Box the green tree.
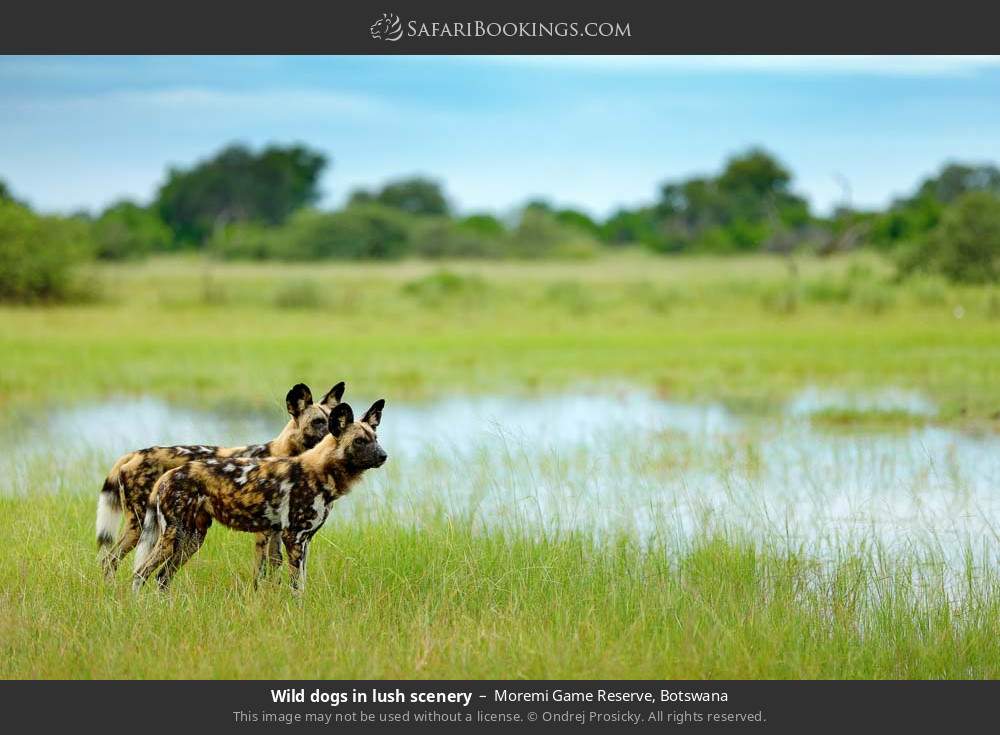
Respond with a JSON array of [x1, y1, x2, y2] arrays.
[[601, 207, 668, 249], [869, 162, 1000, 251], [206, 222, 274, 260], [458, 213, 506, 237], [718, 148, 793, 200], [92, 201, 172, 260], [155, 143, 327, 246], [350, 177, 449, 216], [898, 191, 1000, 283], [915, 163, 1000, 204], [651, 149, 810, 253], [274, 205, 412, 260], [508, 206, 599, 258], [553, 208, 601, 238], [0, 200, 92, 302], [868, 195, 943, 249], [410, 216, 504, 258], [0, 179, 25, 206]]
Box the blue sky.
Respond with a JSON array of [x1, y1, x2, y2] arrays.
[[2, 55, 1000, 218]]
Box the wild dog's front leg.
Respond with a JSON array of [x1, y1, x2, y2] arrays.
[[281, 530, 310, 595], [253, 531, 283, 587], [267, 531, 283, 569]]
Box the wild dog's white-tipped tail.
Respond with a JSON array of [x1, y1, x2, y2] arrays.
[[96, 477, 123, 551], [132, 506, 162, 574]]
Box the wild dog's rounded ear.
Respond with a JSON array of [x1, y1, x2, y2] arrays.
[[320, 381, 346, 407], [285, 383, 314, 418], [328, 403, 354, 437], [362, 399, 385, 429]]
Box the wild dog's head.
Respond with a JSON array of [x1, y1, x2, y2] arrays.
[[285, 382, 346, 450], [327, 399, 388, 471]]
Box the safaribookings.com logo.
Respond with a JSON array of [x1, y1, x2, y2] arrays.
[[370, 13, 631, 41], [370, 13, 404, 41]]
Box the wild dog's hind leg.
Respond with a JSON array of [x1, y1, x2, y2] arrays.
[[155, 528, 206, 590], [101, 511, 141, 578], [155, 510, 211, 590], [281, 530, 310, 595], [132, 527, 178, 592]]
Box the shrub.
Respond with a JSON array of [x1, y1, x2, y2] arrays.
[[904, 274, 949, 306], [760, 282, 800, 314], [988, 291, 1000, 320], [632, 281, 682, 313], [401, 270, 488, 306], [802, 275, 851, 304], [207, 222, 274, 260], [278, 205, 412, 260], [272, 280, 325, 309], [507, 208, 599, 258], [410, 217, 504, 258], [92, 201, 172, 260], [601, 207, 665, 249], [850, 281, 896, 314], [458, 213, 506, 238], [209, 204, 413, 261], [0, 200, 92, 303], [350, 177, 450, 216], [544, 280, 595, 313], [897, 191, 1000, 283]]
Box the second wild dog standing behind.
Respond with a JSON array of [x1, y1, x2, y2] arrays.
[[96, 381, 345, 581], [133, 399, 387, 594]]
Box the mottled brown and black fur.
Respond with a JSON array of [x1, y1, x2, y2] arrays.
[[132, 400, 386, 594], [97, 382, 345, 580]]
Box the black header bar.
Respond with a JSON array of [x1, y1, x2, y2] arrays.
[[1, 0, 998, 54]]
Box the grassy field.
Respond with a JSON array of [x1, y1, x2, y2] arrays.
[[2, 253, 1000, 679], [2, 493, 998, 679], [0, 253, 998, 423]]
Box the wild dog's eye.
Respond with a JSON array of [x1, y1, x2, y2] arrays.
[[311, 418, 326, 427], [353, 437, 367, 446]]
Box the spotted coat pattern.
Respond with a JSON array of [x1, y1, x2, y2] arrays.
[[97, 382, 344, 579], [132, 400, 386, 594]]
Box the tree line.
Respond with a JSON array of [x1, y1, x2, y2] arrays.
[[1, 142, 999, 301]]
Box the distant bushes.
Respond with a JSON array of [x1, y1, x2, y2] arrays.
[[210, 205, 411, 260], [762, 262, 899, 316], [896, 191, 1000, 284], [276, 205, 411, 260], [407, 217, 501, 258], [0, 200, 92, 303], [4, 143, 1000, 283], [506, 207, 599, 258], [92, 201, 172, 260], [208, 202, 598, 261], [401, 270, 488, 306]]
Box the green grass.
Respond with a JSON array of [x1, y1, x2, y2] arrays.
[[3, 253, 1000, 679], [0, 253, 998, 425], [2, 493, 998, 679], [808, 408, 930, 430]]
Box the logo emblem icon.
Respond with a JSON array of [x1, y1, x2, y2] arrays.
[[370, 12, 403, 41]]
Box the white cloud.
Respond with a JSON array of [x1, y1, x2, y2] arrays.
[[6, 86, 389, 120], [479, 55, 1000, 77]]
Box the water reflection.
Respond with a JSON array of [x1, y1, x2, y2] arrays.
[[1, 388, 997, 570]]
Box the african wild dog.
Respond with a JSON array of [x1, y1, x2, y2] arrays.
[[132, 399, 386, 594], [96, 381, 345, 581]]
